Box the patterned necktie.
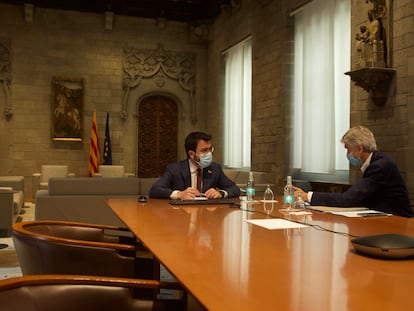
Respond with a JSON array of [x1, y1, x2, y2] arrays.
[[196, 168, 202, 192]]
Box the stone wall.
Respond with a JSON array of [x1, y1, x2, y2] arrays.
[[1, 0, 413, 200], [0, 3, 208, 198], [208, 0, 414, 197], [207, 0, 294, 191], [348, 0, 414, 196]]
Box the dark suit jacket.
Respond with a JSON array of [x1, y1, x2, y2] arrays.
[[311, 151, 413, 217], [149, 160, 240, 199]]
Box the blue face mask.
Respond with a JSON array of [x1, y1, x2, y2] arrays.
[[347, 153, 362, 167], [198, 152, 213, 168]]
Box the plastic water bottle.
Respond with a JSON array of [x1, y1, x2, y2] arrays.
[[283, 175, 294, 210], [295, 192, 305, 209], [246, 172, 255, 201]]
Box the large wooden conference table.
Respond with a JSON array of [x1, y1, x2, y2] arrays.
[[106, 198, 414, 311]]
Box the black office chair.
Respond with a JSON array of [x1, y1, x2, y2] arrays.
[[0, 274, 182, 311]]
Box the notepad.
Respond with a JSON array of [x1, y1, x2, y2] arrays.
[[329, 210, 391, 218], [307, 205, 368, 213], [307, 205, 391, 218]]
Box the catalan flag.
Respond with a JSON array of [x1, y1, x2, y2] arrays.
[[88, 111, 100, 176], [103, 112, 112, 165]]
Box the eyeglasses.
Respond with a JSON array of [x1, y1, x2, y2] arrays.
[[198, 146, 214, 154]]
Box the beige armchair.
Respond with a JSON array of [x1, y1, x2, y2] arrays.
[[95, 165, 134, 177], [32, 165, 74, 197]]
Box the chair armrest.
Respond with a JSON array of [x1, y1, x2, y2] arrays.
[[0, 274, 183, 291], [13, 220, 137, 251], [67, 173, 76, 177], [0, 187, 13, 193], [32, 173, 41, 177]]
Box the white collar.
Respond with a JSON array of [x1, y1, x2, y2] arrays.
[[188, 159, 201, 174], [360, 152, 373, 174]]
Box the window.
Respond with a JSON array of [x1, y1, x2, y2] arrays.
[[223, 37, 252, 168], [292, 0, 350, 180]]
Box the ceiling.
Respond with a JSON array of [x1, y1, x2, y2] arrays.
[[0, 0, 232, 23]]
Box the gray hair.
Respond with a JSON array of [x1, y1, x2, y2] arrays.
[[340, 126, 377, 152]]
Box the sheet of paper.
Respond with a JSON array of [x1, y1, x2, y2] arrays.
[[289, 210, 313, 216], [245, 218, 309, 230]]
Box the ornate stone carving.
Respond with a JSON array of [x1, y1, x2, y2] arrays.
[[0, 38, 12, 120], [122, 44, 196, 122]]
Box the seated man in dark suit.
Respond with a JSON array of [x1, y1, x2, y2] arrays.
[[150, 131, 240, 200], [294, 126, 413, 217]]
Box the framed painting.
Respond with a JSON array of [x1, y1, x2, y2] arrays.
[[51, 77, 83, 141]]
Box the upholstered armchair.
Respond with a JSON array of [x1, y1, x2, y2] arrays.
[[12, 220, 185, 304], [0, 274, 184, 311], [32, 165, 74, 197], [0, 176, 25, 236], [12, 220, 147, 278], [94, 165, 134, 177]]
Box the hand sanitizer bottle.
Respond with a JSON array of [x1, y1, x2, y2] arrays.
[[263, 184, 274, 215], [295, 192, 305, 209], [263, 184, 274, 201]]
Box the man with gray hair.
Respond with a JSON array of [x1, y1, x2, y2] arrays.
[[295, 126, 413, 217]]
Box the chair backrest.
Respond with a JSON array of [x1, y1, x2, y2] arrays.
[[12, 220, 136, 278], [0, 274, 179, 311], [40, 165, 69, 183], [0, 187, 14, 231], [139, 178, 159, 195], [98, 165, 125, 177]]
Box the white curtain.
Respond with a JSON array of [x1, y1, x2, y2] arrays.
[[223, 38, 252, 168], [292, 0, 350, 173]]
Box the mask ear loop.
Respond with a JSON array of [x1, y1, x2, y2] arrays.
[[189, 150, 201, 167]]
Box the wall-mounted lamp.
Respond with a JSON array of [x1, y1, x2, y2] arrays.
[[104, 11, 114, 30], [24, 3, 34, 24], [156, 17, 166, 29]]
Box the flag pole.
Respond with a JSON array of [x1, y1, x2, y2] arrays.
[[103, 112, 112, 165], [88, 111, 100, 176]]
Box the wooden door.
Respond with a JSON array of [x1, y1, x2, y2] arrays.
[[138, 96, 178, 177]]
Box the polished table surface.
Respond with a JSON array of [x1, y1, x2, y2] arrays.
[[106, 198, 414, 311]]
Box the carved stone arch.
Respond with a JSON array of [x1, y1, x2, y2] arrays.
[[122, 44, 196, 123]]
